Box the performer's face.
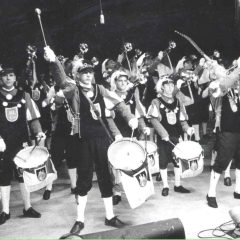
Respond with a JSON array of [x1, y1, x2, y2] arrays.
[[184, 61, 193, 70], [162, 82, 174, 96], [1, 72, 16, 89], [77, 69, 94, 85], [116, 76, 128, 91]]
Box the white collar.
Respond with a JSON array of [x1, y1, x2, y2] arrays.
[[2, 87, 15, 92]]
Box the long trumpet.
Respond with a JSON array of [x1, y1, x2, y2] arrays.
[[175, 30, 211, 61], [226, 63, 238, 75]]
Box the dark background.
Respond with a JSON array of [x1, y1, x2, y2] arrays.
[[0, 0, 239, 74]]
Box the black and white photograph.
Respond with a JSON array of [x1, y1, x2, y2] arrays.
[[1, 0, 240, 238]]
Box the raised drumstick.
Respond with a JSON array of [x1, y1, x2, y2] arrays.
[[35, 8, 47, 46]]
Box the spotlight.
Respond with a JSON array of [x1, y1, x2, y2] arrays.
[[229, 206, 240, 236]]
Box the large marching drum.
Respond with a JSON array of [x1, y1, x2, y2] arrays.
[[108, 138, 155, 209], [172, 141, 204, 178], [14, 146, 57, 192]]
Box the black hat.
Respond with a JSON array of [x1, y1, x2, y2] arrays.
[[77, 60, 93, 73]]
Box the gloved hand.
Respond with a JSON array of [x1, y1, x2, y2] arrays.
[[237, 57, 240, 68], [115, 134, 123, 141], [187, 127, 195, 136], [0, 139, 6, 152], [158, 51, 164, 61], [44, 46, 56, 62], [128, 118, 138, 130], [177, 79, 185, 89], [162, 136, 169, 141], [143, 127, 150, 135], [199, 58, 206, 67], [36, 132, 46, 142]]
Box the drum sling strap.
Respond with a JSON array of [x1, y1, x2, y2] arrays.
[[120, 158, 149, 179], [81, 89, 114, 143]]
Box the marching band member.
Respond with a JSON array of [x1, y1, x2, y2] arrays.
[[147, 75, 194, 197], [0, 65, 45, 225], [44, 47, 138, 234], [110, 70, 150, 205], [201, 57, 240, 208]]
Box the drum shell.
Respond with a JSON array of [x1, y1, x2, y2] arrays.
[[138, 141, 159, 175], [172, 141, 204, 178]]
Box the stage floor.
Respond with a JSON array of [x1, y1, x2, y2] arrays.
[[0, 134, 239, 239]]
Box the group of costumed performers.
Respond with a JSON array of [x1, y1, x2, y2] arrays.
[[1, 28, 240, 236]]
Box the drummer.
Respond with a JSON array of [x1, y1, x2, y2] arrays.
[[147, 75, 194, 197], [0, 65, 46, 225], [110, 70, 150, 205], [44, 47, 138, 235]]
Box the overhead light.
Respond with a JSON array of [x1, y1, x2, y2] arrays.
[[100, 0, 105, 24]]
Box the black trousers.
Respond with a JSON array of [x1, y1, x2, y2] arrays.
[[158, 137, 179, 170], [0, 138, 23, 186], [213, 132, 240, 174], [50, 135, 77, 170], [75, 137, 113, 198]]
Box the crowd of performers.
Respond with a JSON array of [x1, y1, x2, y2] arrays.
[[0, 38, 240, 235]]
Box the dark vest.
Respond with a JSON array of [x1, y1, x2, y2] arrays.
[[79, 84, 109, 139], [221, 92, 240, 133], [115, 90, 136, 137], [158, 97, 182, 138], [0, 89, 29, 145]]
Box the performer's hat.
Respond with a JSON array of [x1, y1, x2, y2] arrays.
[[155, 75, 174, 93], [77, 60, 93, 73], [0, 63, 15, 76], [72, 59, 93, 80]]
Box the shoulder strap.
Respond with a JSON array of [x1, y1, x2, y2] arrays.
[[81, 88, 114, 143]]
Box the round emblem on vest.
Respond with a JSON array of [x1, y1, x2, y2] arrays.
[[6, 94, 13, 100], [17, 104, 21, 108], [21, 99, 26, 104], [87, 91, 94, 98], [2, 102, 8, 107]]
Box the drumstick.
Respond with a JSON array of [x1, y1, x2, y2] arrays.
[[168, 140, 184, 154], [35, 8, 47, 46], [127, 129, 134, 155]]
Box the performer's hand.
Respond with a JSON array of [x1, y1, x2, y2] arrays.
[[199, 58, 206, 67], [158, 51, 164, 61], [44, 46, 56, 62], [115, 134, 123, 141], [143, 127, 150, 136], [162, 136, 169, 141], [187, 127, 195, 136], [177, 79, 185, 89], [128, 118, 138, 130], [36, 132, 46, 141], [237, 57, 240, 68], [0, 139, 6, 152]]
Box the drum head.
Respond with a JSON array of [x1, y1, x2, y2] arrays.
[[14, 146, 49, 169], [173, 141, 202, 159], [108, 138, 146, 170], [138, 141, 157, 154]]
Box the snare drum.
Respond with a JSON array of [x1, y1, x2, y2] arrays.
[[172, 141, 204, 178], [108, 138, 154, 209], [138, 140, 159, 175], [14, 146, 57, 192]]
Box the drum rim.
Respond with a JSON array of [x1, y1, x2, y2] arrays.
[[138, 140, 157, 152], [14, 146, 49, 169], [108, 137, 147, 169]]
